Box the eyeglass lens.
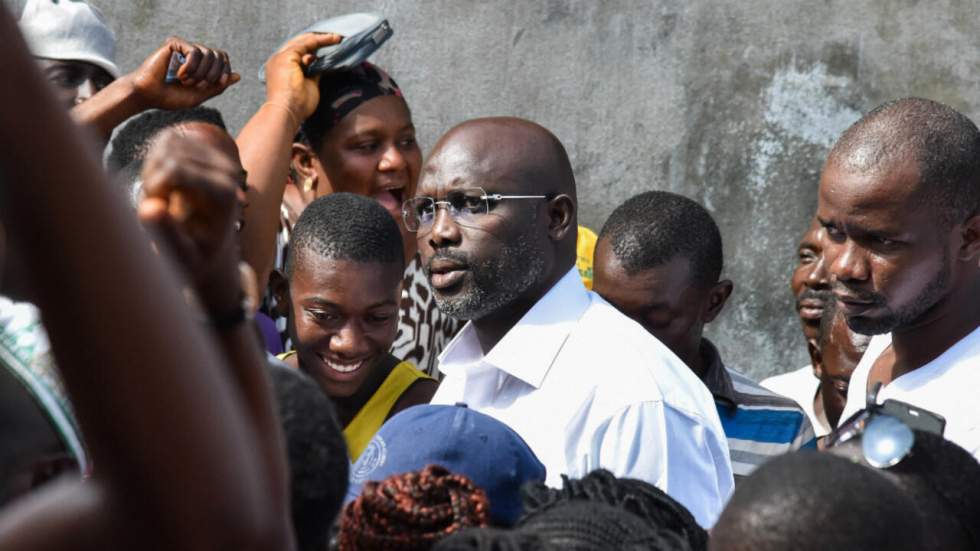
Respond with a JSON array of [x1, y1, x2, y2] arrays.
[[403, 188, 490, 232]]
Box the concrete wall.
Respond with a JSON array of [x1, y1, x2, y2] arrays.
[[11, 0, 980, 380]]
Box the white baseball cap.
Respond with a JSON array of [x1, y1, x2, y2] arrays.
[[19, 0, 121, 79]]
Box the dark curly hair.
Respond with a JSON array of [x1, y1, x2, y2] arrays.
[[338, 464, 491, 550]]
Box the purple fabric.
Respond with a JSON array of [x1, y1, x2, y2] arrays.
[[256, 312, 283, 356]]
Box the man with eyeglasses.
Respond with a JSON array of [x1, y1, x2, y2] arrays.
[[405, 117, 733, 528], [819, 98, 980, 460]]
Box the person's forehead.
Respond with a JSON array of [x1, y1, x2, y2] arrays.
[[291, 257, 402, 301], [36, 58, 110, 78], [178, 122, 243, 169], [596, 242, 695, 302], [419, 126, 536, 194], [817, 158, 921, 217]]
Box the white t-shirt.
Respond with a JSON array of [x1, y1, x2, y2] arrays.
[[840, 326, 980, 459], [761, 365, 831, 437]]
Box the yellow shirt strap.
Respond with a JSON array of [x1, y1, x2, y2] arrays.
[[344, 361, 433, 461]]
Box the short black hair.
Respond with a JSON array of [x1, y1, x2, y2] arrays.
[[829, 97, 980, 227], [520, 469, 705, 551], [285, 193, 405, 279], [712, 452, 925, 551], [598, 191, 723, 287], [268, 362, 348, 551], [107, 106, 227, 173], [885, 431, 980, 550]]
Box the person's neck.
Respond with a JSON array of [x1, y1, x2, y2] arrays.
[[887, 277, 980, 380], [471, 265, 572, 355], [331, 354, 399, 427], [688, 341, 710, 381]]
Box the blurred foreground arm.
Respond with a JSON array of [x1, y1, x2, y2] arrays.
[[138, 128, 291, 528], [0, 6, 287, 551]]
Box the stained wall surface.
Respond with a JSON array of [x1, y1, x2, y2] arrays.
[[10, 0, 980, 380]]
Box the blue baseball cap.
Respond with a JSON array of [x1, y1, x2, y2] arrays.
[[346, 403, 546, 526]]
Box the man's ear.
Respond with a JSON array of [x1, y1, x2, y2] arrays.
[[957, 213, 980, 262], [701, 279, 733, 323], [547, 194, 575, 241], [290, 142, 320, 202], [268, 268, 290, 319]]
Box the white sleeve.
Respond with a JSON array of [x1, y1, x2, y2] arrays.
[[581, 401, 734, 528]]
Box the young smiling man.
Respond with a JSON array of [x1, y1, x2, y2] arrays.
[[278, 193, 436, 461], [412, 117, 732, 527], [820, 98, 980, 459]]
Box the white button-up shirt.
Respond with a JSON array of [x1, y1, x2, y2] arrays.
[[431, 268, 734, 527]]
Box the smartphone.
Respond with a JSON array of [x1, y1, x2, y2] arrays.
[[879, 399, 946, 436], [165, 52, 186, 84]]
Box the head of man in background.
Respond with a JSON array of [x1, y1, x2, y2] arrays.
[[19, 0, 119, 108], [710, 452, 925, 551], [593, 191, 730, 379], [791, 219, 832, 349], [108, 107, 245, 214], [818, 97, 980, 341], [593, 191, 814, 480]]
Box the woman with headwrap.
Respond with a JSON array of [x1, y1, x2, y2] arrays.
[[238, 31, 460, 375]]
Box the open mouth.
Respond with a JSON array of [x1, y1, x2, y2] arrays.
[[372, 184, 406, 214], [319, 354, 366, 375]]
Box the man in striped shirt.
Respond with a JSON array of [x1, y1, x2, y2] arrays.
[[593, 191, 814, 481]]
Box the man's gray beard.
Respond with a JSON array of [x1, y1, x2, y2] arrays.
[[433, 231, 547, 322], [846, 254, 951, 335]]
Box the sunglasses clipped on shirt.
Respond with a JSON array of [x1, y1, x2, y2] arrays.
[[826, 382, 946, 469]]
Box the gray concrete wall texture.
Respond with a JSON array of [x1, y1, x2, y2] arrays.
[[11, 0, 980, 380]]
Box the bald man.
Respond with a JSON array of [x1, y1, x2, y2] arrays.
[[820, 98, 980, 459], [407, 117, 733, 527]]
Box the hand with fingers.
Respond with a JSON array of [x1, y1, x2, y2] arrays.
[[263, 32, 343, 124], [137, 127, 246, 319], [129, 36, 241, 111]]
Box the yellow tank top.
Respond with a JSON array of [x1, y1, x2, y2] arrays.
[[278, 352, 434, 461], [577, 225, 598, 290], [344, 361, 432, 460]]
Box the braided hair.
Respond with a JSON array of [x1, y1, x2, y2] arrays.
[[520, 469, 707, 551], [338, 464, 491, 550], [521, 500, 689, 550]]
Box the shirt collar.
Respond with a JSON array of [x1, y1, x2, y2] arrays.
[[700, 338, 737, 407], [438, 267, 590, 388]]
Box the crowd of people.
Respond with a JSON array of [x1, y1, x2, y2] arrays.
[[1, 1, 978, 550]]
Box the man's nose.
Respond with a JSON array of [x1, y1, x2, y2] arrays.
[[73, 79, 97, 105], [807, 254, 831, 289], [330, 322, 370, 358], [427, 203, 462, 248], [378, 143, 406, 172], [829, 240, 870, 283]]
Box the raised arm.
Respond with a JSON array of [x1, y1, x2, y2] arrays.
[[236, 32, 341, 292], [0, 7, 286, 550], [72, 37, 240, 143]]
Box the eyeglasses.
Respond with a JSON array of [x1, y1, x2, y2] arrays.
[[401, 187, 549, 233], [826, 382, 943, 469]]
